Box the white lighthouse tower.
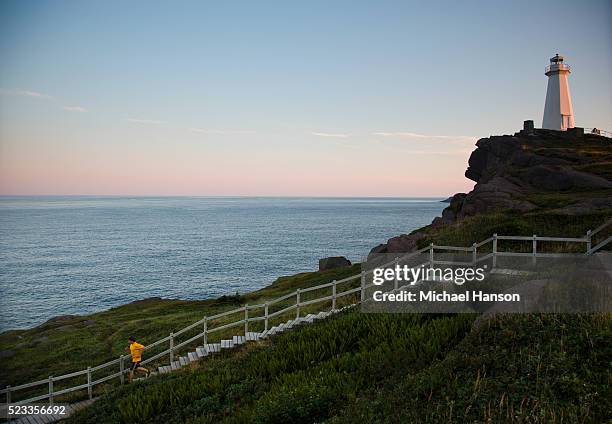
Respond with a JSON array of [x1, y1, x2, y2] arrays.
[[542, 54, 574, 130]]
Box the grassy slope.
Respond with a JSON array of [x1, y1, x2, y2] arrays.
[[329, 314, 612, 423], [67, 311, 611, 424], [63, 209, 612, 424], [416, 208, 611, 250], [67, 312, 476, 424], [0, 264, 360, 389]]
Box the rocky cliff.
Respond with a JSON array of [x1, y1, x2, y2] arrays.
[[370, 127, 612, 255]]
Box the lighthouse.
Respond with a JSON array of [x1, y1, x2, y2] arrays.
[[542, 54, 574, 131]]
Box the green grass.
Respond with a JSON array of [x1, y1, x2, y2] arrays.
[[66, 312, 475, 424], [0, 264, 360, 397], [62, 208, 609, 423], [3, 210, 611, 418], [329, 314, 612, 423], [415, 210, 612, 252], [65, 312, 612, 424]]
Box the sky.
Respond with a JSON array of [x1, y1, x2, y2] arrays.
[[1, 0, 611, 196]]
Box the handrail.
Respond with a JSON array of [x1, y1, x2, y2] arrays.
[[3, 220, 610, 406], [496, 235, 587, 242], [52, 369, 88, 382], [432, 245, 473, 251], [268, 304, 298, 319], [143, 334, 172, 350], [545, 63, 570, 73], [206, 320, 244, 334], [208, 307, 243, 321], [1, 377, 49, 393], [300, 281, 335, 293], [591, 219, 612, 237], [588, 236, 612, 255], [267, 291, 298, 306], [333, 273, 362, 285], [172, 317, 207, 338], [475, 237, 494, 248], [90, 357, 120, 372]]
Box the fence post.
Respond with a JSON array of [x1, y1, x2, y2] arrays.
[[332, 280, 337, 310], [393, 258, 399, 290], [203, 318, 208, 346], [532, 235, 537, 265], [119, 355, 125, 384], [586, 229, 592, 254], [244, 305, 249, 336], [264, 303, 269, 331], [429, 243, 434, 268], [6, 385, 11, 406], [48, 376, 54, 405], [492, 234, 498, 269], [296, 289, 301, 319], [472, 243, 477, 265], [87, 366, 92, 400], [169, 332, 174, 364], [360, 271, 366, 302]]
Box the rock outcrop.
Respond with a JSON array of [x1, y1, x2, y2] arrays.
[[319, 256, 352, 271], [453, 129, 612, 220], [370, 127, 612, 256], [369, 232, 426, 257]]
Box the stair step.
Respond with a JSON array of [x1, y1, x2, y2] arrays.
[[152, 306, 348, 377], [207, 343, 221, 353], [246, 332, 260, 341]]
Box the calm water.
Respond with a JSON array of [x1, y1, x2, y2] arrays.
[[0, 197, 444, 331]]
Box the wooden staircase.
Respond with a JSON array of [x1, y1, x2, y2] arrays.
[[156, 308, 351, 375]]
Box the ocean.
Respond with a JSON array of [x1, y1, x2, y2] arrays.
[[0, 197, 445, 331]]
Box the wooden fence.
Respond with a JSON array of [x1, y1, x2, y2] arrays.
[[2, 219, 610, 407]]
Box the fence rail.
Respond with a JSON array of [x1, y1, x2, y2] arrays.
[[2, 218, 611, 407], [584, 127, 612, 138]]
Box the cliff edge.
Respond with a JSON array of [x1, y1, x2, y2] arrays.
[[371, 127, 612, 255]]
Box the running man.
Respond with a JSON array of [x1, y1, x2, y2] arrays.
[[126, 336, 150, 382]]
